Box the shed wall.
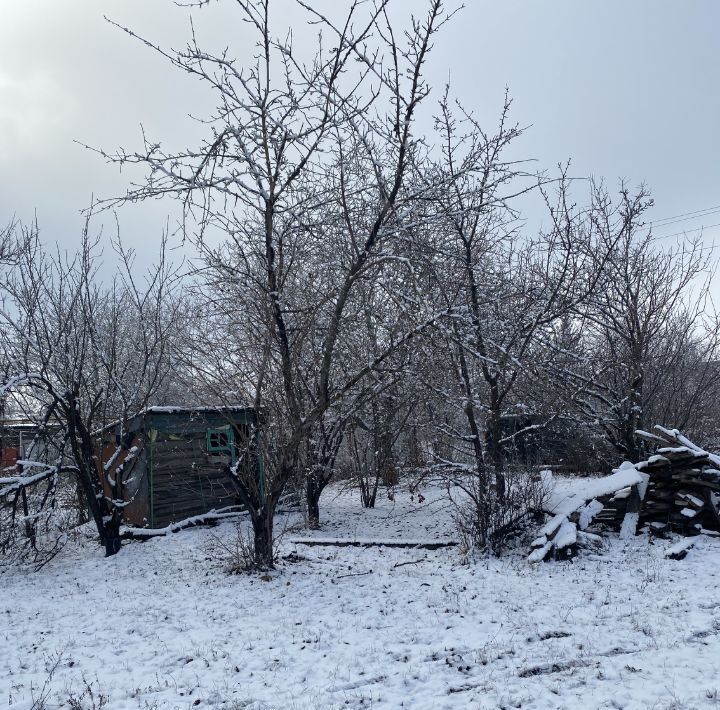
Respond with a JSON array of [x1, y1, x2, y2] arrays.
[[149, 434, 239, 527]]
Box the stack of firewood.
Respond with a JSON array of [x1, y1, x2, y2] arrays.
[[634, 426, 720, 535], [528, 462, 645, 562], [528, 426, 720, 562]]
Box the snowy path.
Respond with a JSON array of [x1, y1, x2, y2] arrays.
[[2, 482, 720, 709]]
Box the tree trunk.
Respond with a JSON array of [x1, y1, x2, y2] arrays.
[[75, 480, 90, 526], [360, 469, 381, 508], [65, 395, 114, 552], [408, 426, 423, 468], [487, 387, 506, 501], [304, 428, 342, 528], [306, 473, 322, 529], [486, 417, 505, 495], [625, 368, 645, 462], [379, 429, 398, 487], [455, 331, 487, 492], [74, 454, 114, 552], [103, 516, 122, 557], [252, 506, 274, 568]]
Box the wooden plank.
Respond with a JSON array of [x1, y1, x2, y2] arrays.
[[290, 538, 458, 550]]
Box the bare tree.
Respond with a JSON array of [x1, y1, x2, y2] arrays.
[[0, 219, 181, 557], [417, 94, 625, 550], [576, 188, 718, 460], [92, 0, 455, 566]]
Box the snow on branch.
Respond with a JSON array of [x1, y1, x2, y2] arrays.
[[120, 507, 246, 539], [0, 462, 63, 499]]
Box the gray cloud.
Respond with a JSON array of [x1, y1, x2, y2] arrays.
[[1, 0, 719, 257]]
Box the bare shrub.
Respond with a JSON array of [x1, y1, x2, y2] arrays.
[[1, 461, 96, 570], [0, 466, 67, 570], [66, 677, 110, 710], [206, 523, 257, 574], [451, 468, 546, 556], [205, 515, 294, 574], [27, 649, 66, 710]]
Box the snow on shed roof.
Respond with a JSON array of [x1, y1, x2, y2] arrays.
[[142, 405, 254, 414]]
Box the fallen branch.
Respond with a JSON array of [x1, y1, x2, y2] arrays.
[[334, 569, 374, 580], [0, 462, 65, 499], [518, 646, 640, 677], [393, 558, 426, 568], [121, 507, 246, 539], [518, 658, 595, 677]]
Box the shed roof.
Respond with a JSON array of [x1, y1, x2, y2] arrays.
[[142, 405, 254, 415], [94, 405, 257, 438]]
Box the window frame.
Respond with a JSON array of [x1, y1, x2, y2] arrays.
[[206, 426, 235, 461]]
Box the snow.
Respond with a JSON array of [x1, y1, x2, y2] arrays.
[[578, 499, 604, 530], [646, 454, 669, 465], [546, 462, 644, 519], [618, 512, 639, 540], [552, 518, 577, 549], [654, 425, 720, 469], [682, 494, 705, 508], [527, 540, 553, 564], [2, 480, 720, 709], [665, 536, 697, 559], [103, 446, 122, 473], [530, 534, 547, 548]]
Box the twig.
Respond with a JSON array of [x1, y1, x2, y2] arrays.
[[335, 569, 373, 580], [393, 558, 425, 568]]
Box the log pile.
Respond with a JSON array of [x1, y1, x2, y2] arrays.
[[528, 426, 720, 562], [528, 463, 645, 562], [633, 426, 720, 535]]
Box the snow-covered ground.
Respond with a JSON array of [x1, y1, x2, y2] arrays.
[[3, 480, 720, 710]]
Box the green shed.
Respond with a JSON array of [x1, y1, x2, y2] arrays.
[[99, 406, 263, 529]]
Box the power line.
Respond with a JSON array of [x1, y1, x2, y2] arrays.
[[649, 204, 720, 227], [649, 221, 720, 242], [649, 207, 720, 230]]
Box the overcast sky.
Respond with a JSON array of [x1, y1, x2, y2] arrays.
[[1, 0, 719, 261]]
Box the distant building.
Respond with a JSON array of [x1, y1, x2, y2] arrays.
[[0, 419, 57, 471]]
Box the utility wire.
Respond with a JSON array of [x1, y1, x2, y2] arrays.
[[649, 204, 720, 227], [649, 208, 720, 231], [649, 221, 720, 242]]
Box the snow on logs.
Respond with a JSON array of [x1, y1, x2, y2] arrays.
[[634, 426, 720, 535], [529, 463, 645, 562], [529, 426, 720, 562]]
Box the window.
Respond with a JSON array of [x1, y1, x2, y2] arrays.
[[207, 427, 234, 456]]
